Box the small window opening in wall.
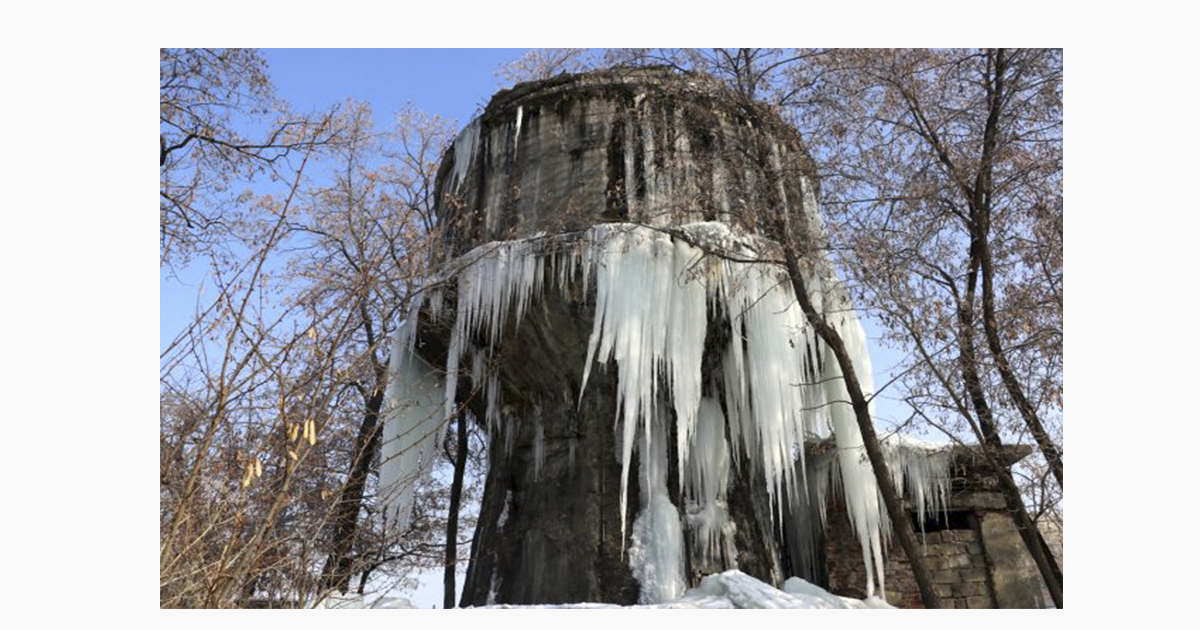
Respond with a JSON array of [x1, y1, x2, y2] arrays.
[[912, 509, 972, 533]]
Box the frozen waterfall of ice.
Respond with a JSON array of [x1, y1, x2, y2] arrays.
[[627, 407, 687, 603], [379, 221, 951, 600], [683, 397, 737, 568]]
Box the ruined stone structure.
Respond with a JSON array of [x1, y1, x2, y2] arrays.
[[801, 444, 1048, 608], [390, 67, 1050, 609]]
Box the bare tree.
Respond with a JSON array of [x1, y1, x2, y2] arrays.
[[301, 101, 463, 595], [160, 51, 463, 607], [160, 48, 344, 266], [800, 48, 1063, 606], [496, 48, 598, 86], [602, 48, 827, 109], [159, 130, 351, 607]]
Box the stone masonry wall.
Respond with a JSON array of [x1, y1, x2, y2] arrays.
[[823, 503, 997, 608], [817, 444, 1049, 608], [909, 528, 996, 609]]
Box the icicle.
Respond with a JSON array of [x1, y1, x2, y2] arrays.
[[821, 306, 887, 599], [578, 227, 708, 542], [443, 323, 463, 426], [451, 118, 481, 195], [470, 345, 485, 389], [668, 239, 707, 493], [641, 113, 658, 221], [498, 490, 512, 531], [684, 397, 737, 568], [624, 106, 637, 216], [395, 291, 425, 356], [378, 329, 444, 531], [513, 105, 523, 160], [882, 434, 952, 529], [428, 288, 444, 321], [486, 573, 500, 607], [628, 410, 686, 604], [502, 406, 518, 461], [485, 371, 500, 436]]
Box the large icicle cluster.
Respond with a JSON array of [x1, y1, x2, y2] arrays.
[[381, 221, 915, 599], [684, 397, 737, 569], [789, 434, 954, 592], [797, 435, 953, 533]]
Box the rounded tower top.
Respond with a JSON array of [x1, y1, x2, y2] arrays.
[[434, 66, 818, 256]]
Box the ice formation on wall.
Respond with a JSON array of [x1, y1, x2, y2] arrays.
[[881, 434, 952, 531], [628, 407, 687, 603], [513, 105, 523, 159], [684, 397, 737, 568], [377, 333, 444, 531], [789, 433, 953, 593], [449, 118, 481, 195], [380, 221, 950, 599]]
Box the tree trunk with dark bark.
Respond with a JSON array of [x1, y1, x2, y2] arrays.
[[781, 248, 944, 610], [444, 412, 470, 608], [955, 253, 1063, 608], [972, 48, 1063, 490], [978, 238, 1064, 489], [319, 380, 385, 593]]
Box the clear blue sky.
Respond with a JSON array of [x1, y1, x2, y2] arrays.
[[160, 48, 925, 608], [265, 48, 529, 131]]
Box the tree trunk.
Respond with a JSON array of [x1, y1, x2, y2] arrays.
[[781, 248, 944, 609], [971, 47, 1063, 490], [955, 255, 1064, 608], [319, 381, 385, 593], [978, 238, 1064, 489], [444, 412, 470, 608]]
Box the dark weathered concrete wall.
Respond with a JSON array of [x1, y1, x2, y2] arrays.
[[434, 67, 817, 257], [456, 285, 642, 605]]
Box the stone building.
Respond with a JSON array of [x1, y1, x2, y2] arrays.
[[794, 443, 1050, 608]]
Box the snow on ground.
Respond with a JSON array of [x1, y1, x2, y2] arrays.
[[477, 570, 894, 609], [315, 570, 893, 609], [313, 594, 416, 609]]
